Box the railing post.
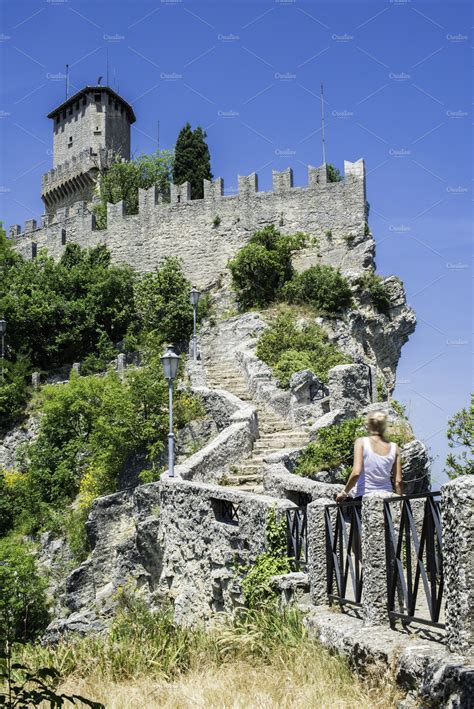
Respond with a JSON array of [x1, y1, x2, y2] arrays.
[[361, 494, 390, 625], [441, 475, 474, 654], [307, 498, 332, 605]]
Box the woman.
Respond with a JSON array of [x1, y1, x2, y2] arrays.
[[336, 410, 403, 503]]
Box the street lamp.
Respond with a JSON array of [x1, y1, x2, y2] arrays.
[[160, 345, 180, 477], [0, 320, 6, 382], [189, 286, 201, 361]]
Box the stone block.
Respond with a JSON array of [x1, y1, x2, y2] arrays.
[[272, 167, 293, 192], [441, 475, 474, 654], [328, 363, 372, 416]]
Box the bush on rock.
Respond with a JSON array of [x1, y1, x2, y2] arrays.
[[256, 313, 351, 389]]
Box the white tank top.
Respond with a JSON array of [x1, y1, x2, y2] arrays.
[[354, 437, 396, 496]]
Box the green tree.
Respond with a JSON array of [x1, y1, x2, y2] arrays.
[[228, 226, 307, 309], [134, 257, 194, 345], [446, 395, 474, 479], [327, 164, 342, 182], [93, 150, 174, 228], [0, 358, 30, 432], [0, 539, 49, 644], [173, 123, 212, 199], [0, 243, 135, 371]]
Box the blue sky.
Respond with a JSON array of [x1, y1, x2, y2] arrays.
[[0, 0, 472, 485]]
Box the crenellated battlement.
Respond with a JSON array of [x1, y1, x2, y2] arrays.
[[41, 148, 115, 189], [11, 159, 370, 289]]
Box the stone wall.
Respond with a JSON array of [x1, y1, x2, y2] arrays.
[[11, 161, 369, 289], [158, 476, 295, 625]]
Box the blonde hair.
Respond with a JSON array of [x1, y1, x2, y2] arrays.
[[367, 410, 388, 435]]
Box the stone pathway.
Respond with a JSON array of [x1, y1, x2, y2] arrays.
[[201, 330, 310, 492]]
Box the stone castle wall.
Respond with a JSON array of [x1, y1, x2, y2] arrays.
[[11, 160, 370, 289]]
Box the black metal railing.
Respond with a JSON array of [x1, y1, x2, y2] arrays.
[[325, 499, 363, 607], [384, 492, 444, 630], [287, 507, 308, 570]]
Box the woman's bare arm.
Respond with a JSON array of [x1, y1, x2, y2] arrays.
[[393, 446, 403, 495], [336, 438, 364, 503]]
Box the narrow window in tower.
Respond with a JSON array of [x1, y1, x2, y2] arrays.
[[68, 136, 73, 148], [61, 228, 66, 246], [32, 243, 37, 259], [94, 93, 101, 102]]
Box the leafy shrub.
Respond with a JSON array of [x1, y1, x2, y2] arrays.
[[134, 256, 194, 346], [228, 226, 307, 309], [0, 539, 49, 644], [240, 507, 290, 608], [295, 418, 367, 480], [355, 272, 391, 315], [282, 265, 353, 314], [256, 313, 351, 388]]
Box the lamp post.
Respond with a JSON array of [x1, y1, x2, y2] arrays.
[[160, 345, 180, 477], [0, 320, 6, 382], [189, 286, 201, 361]]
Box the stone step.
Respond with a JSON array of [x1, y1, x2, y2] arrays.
[[228, 473, 263, 485], [256, 437, 308, 446]]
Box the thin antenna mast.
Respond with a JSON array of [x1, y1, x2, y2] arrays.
[[65, 64, 69, 99], [320, 82, 326, 165]]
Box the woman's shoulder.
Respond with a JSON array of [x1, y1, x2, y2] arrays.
[[355, 436, 366, 446]]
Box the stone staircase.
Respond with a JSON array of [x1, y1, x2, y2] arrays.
[[204, 359, 310, 492]]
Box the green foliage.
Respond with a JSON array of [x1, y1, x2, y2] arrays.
[[295, 418, 367, 480], [256, 313, 351, 388], [228, 226, 307, 309], [92, 150, 174, 229], [282, 265, 353, 315], [0, 358, 31, 432], [355, 272, 392, 315], [0, 539, 49, 645], [391, 399, 407, 419], [4, 363, 202, 539], [173, 123, 212, 199], [134, 257, 194, 346], [0, 241, 135, 371], [446, 395, 474, 479], [327, 164, 342, 182], [240, 507, 291, 608], [212, 215, 221, 227]]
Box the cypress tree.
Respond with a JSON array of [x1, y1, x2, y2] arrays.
[[173, 123, 212, 199]]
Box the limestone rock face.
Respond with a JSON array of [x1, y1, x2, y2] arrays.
[[319, 278, 416, 394], [328, 364, 372, 417], [401, 439, 431, 494], [43, 482, 162, 642], [0, 417, 39, 470]]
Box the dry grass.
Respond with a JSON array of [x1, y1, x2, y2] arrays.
[[19, 599, 402, 709], [54, 652, 400, 709]]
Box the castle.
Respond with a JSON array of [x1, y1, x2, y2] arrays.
[[10, 85, 370, 289]]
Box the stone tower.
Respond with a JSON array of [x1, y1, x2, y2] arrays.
[[41, 86, 136, 216]]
